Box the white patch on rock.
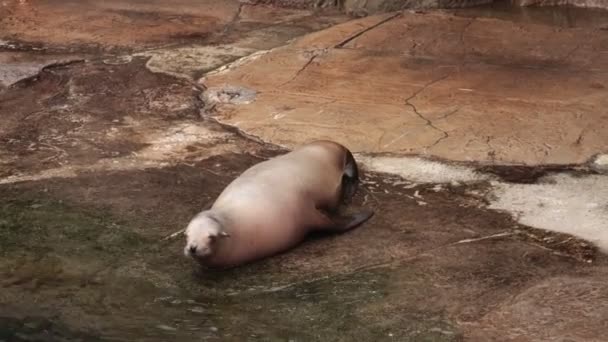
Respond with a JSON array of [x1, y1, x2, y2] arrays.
[[355, 154, 608, 252], [137, 122, 228, 160], [201, 49, 270, 78], [0, 63, 43, 87], [488, 173, 608, 252], [102, 55, 133, 65], [591, 154, 608, 172], [136, 45, 258, 79], [355, 155, 489, 184], [203, 85, 257, 105], [0, 52, 84, 87]]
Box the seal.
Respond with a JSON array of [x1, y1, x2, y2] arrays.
[[183, 140, 374, 269]]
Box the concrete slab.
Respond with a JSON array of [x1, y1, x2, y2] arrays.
[[202, 11, 608, 165]]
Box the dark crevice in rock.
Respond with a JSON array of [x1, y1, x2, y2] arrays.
[[459, 18, 475, 64], [280, 50, 327, 86], [289, 54, 318, 82], [40, 59, 86, 72], [220, 3, 245, 38], [196, 91, 286, 152], [403, 74, 451, 148], [475, 164, 598, 184], [334, 12, 403, 48]]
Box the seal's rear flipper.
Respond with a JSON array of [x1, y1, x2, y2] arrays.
[[329, 209, 374, 233], [310, 206, 374, 233]]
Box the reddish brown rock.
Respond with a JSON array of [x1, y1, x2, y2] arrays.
[[0, 0, 240, 51]]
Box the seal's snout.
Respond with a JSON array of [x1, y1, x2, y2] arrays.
[[184, 244, 199, 258], [185, 242, 212, 260]]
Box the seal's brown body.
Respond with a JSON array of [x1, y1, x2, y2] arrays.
[[184, 140, 372, 269]]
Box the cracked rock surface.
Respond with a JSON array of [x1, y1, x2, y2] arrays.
[[1, 1, 608, 341], [203, 10, 608, 165]]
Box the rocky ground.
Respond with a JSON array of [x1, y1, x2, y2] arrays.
[[1, 1, 608, 341]]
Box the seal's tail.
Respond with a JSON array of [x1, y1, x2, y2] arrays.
[[342, 148, 359, 203]]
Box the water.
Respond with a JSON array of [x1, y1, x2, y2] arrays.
[[0, 192, 460, 341], [453, 0, 608, 28]]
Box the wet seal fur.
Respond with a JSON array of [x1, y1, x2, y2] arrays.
[[184, 140, 374, 269]]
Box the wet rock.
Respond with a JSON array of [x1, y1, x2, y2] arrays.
[[1, 152, 606, 341], [0, 316, 101, 342], [475, 164, 574, 184], [466, 276, 608, 340], [262, 0, 608, 12], [453, 1, 608, 29], [248, 0, 339, 10], [254, 0, 495, 12], [515, 0, 608, 9], [0, 57, 207, 177], [341, 0, 494, 15]]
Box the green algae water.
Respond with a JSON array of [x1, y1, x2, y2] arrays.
[[0, 191, 459, 341]]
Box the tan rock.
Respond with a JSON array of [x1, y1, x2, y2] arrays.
[[202, 11, 608, 165]]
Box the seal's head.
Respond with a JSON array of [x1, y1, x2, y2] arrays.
[[184, 212, 230, 261]]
